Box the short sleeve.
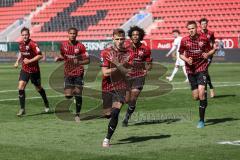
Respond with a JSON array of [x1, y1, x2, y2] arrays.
[[144, 46, 152, 62], [32, 42, 42, 56], [60, 43, 65, 57], [210, 32, 215, 44], [79, 44, 88, 60], [204, 39, 212, 53], [179, 39, 186, 55]]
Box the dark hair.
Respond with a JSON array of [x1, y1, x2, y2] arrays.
[[172, 29, 180, 34], [187, 21, 197, 27], [128, 26, 145, 41], [112, 28, 125, 36], [21, 27, 30, 34], [68, 27, 78, 33], [199, 18, 208, 24]]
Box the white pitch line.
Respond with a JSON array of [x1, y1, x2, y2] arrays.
[[0, 95, 64, 102], [174, 84, 240, 90], [0, 87, 53, 93], [0, 86, 93, 93], [0, 83, 239, 102], [172, 81, 240, 84]]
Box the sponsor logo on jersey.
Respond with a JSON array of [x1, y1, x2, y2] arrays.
[[21, 52, 30, 56], [65, 54, 77, 59]]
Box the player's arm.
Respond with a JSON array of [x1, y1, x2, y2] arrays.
[[144, 47, 153, 75], [14, 52, 21, 68], [100, 50, 118, 76], [210, 32, 216, 48], [146, 61, 152, 71], [101, 67, 117, 76], [23, 43, 43, 64], [111, 60, 129, 75], [54, 54, 64, 62], [179, 40, 192, 65], [74, 46, 90, 65], [23, 55, 43, 65], [180, 54, 192, 65], [77, 57, 90, 65], [202, 48, 217, 59], [202, 40, 217, 59], [75, 50, 90, 65], [106, 56, 130, 75], [166, 45, 177, 57], [55, 43, 65, 62]]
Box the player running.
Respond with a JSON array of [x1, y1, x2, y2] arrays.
[[122, 26, 152, 127], [199, 18, 216, 98], [55, 27, 90, 122], [179, 21, 216, 128], [14, 27, 50, 116], [101, 28, 131, 147]]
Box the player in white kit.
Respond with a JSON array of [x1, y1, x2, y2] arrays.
[[166, 29, 188, 82]]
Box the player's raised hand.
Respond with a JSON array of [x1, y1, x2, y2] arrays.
[[106, 52, 120, 66]]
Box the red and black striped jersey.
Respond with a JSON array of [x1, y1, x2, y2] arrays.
[[19, 39, 41, 73], [199, 29, 215, 48], [127, 43, 152, 78], [100, 46, 130, 92], [179, 34, 212, 74], [60, 41, 88, 77]]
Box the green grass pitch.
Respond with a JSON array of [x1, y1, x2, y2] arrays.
[[0, 62, 239, 160]]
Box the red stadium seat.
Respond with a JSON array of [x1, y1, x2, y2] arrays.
[[148, 0, 240, 38]]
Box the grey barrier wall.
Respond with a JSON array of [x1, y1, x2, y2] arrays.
[[1, 49, 240, 62], [88, 49, 240, 63]]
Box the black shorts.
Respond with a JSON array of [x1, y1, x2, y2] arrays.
[[127, 76, 145, 90], [102, 90, 126, 108], [188, 71, 208, 90], [64, 76, 84, 89], [19, 70, 41, 86]]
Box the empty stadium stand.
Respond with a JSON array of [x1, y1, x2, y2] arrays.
[[0, 0, 239, 41], [0, 0, 46, 32], [30, 0, 152, 41], [149, 0, 240, 38]]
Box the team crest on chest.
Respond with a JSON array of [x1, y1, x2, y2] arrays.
[[26, 45, 29, 50], [198, 41, 204, 47], [138, 50, 144, 56], [74, 48, 79, 53]]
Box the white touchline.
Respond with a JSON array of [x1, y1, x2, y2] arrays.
[[0, 95, 64, 102]]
